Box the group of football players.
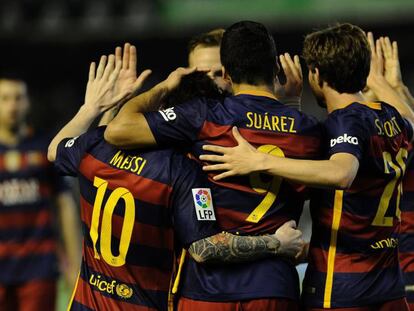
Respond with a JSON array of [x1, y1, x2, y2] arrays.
[[3, 19, 414, 311]]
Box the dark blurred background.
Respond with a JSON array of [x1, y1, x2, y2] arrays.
[[1, 0, 414, 133]]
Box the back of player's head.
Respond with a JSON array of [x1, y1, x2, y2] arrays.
[[220, 21, 278, 86], [163, 72, 224, 109], [188, 28, 225, 54], [302, 23, 370, 94]]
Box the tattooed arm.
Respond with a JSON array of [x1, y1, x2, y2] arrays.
[[188, 220, 303, 264]]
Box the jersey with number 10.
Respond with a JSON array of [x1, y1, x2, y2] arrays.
[[144, 91, 322, 301], [54, 127, 219, 311], [303, 102, 413, 308]]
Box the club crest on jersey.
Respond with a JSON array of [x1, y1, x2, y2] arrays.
[[159, 107, 176, 121], [330, 134, 358, 147], [192, 188, 216, 221]]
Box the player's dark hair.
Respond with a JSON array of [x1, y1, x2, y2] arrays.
[[188, 28, 225, 53], [302, 23, 370, 93], [163, 72, 225, 109], [220, 21, 278, 86]]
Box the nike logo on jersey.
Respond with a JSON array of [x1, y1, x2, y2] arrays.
[[330, 134, 358, 147]]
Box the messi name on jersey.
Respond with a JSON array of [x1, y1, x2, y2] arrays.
[[108, 150, 147, 175]]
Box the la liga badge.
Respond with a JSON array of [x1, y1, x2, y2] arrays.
[[192, 188, 216, 221]]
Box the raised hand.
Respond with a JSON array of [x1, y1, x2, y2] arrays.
[[274, 220, 304, 258], [366, 32, 386, 89], [380, 37, 403, 89], [84, 54, 122, 114], [113, 43, 152, 102], [200, 127, 262, 180], [276, 53, 303, 98]]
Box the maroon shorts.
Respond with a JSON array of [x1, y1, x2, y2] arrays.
[[178, 296, 299, 311], [0, 279, 56, 311], [305, 297, 409, 311], [408, 302, 414, 311]]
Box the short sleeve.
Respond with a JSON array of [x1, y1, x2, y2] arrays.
[[143, 99, 208, 148], [324, 110, 369, 161], [170, 154, 221, 248], [54, 127, 105, 176]]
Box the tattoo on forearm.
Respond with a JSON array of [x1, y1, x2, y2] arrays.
[[188, 232, 280, 264]]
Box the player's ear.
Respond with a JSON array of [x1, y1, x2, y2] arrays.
[[222, 66, 231, 83]]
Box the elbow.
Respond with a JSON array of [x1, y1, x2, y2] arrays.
[[333, 173, 354, 190], [104, 123, 124, 147], [47, 146, 56, 162], [188, 243, 209, 264]]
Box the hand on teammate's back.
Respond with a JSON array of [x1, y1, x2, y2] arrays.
[[274, 220, 304, 258], [276, 53, 303, 98], [200, 126, 262, 180]]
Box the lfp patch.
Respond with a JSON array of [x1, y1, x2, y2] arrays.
[[192, 188, 216, 221]]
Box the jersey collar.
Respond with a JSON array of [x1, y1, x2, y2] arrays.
[[347, 101, 382, 110], [235, 90, 278, 101]]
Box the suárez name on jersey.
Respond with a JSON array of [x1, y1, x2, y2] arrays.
[[330, 134, 358, 147], [246, 112, 297, 133]]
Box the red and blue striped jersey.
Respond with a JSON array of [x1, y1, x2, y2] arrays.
[[302, 102, 413, 308], [0, 131, 67, 284], [55, 127, 219, 311], [399, 148, 414, 302], [144, 91, 322, 301]]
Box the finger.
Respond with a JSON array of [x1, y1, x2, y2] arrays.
[[129, 45, 137, 71], [383, 37, 392, 59], [202, 163, 230, 171], [180, 66, 198, 75], [109, 53, 122, 84], [88, 62, 96, 82], [199, 154, 227, 163], [392, 41, 399, 62], [213, 171, 235, 181], [285, 220, 297, 229], [202, 144, 228, 154], [375, 39, 384, 69], [284, 53, 301, 81], [232, 127, 247, 145], [293, 55, 302, 79], [115, 46, 122, 69], [367, 32, 376, 56], [96, 55, 107, 79], [133, 69, 152, 90], [122, 42, 131, 70], [279, 54, 293, 78], [102, 54, 115, 81]]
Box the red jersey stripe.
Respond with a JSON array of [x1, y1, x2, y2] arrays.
[[0, 239, 56, 258], [79, 196, 174, 250], [79, 154, 172, 207], [0, 209, 52, 229]]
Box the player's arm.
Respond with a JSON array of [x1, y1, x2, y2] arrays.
[[201, 127, 359, 189], [104, 67, 198, 148], [56, 191, 82, 288], [366, 33, 414, 129], [188, 220, 303, 264]]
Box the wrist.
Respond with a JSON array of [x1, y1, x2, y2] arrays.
[[264, 235, 281, 255], [78, 104, 101, 119]]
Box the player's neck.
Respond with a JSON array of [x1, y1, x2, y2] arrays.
[[324, 89, 365, 114], [232, 83, 276, 98], [0, 123, 27, 146]]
